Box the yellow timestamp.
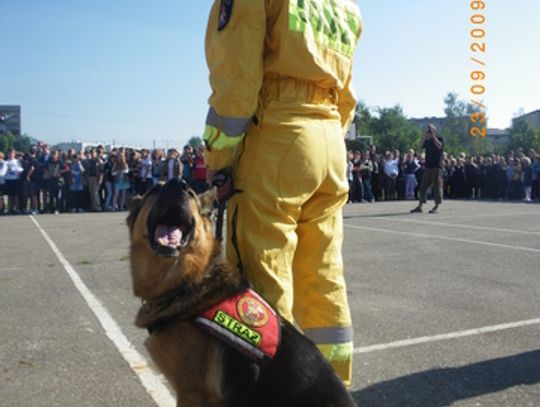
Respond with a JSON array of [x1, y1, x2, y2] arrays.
[[469, 0, 487, 138]]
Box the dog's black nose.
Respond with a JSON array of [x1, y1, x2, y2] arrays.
[[165, 178, 188, 191]]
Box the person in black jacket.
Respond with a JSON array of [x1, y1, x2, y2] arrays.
[[410, 124, 445, 214]]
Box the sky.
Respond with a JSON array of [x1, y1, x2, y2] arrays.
[[1, 0, 539, 149]]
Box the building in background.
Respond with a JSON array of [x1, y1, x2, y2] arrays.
[[513, 109, 540, 129], [485, 128, 510, 151], [0, 105, 21, 135]]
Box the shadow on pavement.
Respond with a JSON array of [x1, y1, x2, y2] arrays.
[[352, 350, 540, 407]]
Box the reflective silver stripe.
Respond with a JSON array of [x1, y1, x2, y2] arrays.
[[303, 326, 353, 344], [205, 107, 252, 138]]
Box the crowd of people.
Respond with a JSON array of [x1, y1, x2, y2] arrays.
[[347, 145, 540, 203], [0, 142, 209, 215], [1, 142, 539, 216]]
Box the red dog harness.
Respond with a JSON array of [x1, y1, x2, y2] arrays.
[[195, 289, 280, 363]]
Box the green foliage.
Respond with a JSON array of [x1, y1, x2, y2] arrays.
[[0, 133, 14, 153], [507, 120, 540, 153], [346, 139, 367, 153], [350, 103, 422, 153], [188, 136, 203, 149], [440, 92, 487, 155], [353, 101, 374, 136], [371, 105, 422, 153], [0, 132, 34, 154]]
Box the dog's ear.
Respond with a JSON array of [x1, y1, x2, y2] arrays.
[[198, 187, 217, 217], [126, 195, 144, 230]]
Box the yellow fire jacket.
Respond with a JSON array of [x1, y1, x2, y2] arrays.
[[204, 0, 362, 170]]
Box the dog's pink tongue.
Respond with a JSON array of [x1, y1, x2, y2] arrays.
[[155, 225, 182, 248]]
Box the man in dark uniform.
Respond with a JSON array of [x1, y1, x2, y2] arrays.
[[410, 124, 444, 214]]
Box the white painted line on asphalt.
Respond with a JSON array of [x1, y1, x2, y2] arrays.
[[0, 267, 23, 271], [344, 224, 540, 254], [369, 217, 540, 235], [419, 211, 540, 220], [30, 216, 175, 407], [354, 317, 540, 354]]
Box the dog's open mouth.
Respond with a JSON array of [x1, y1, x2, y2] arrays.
[[153, 223, 192, 255], [147, 180, 195, 257]]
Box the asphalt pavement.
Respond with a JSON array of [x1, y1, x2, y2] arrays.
[[1, 200, 539, 406]]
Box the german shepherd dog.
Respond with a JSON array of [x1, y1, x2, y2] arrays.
[[127, 178, 356, 407]]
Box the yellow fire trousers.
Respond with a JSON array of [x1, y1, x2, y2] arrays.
[[226, 77, 353, 386]]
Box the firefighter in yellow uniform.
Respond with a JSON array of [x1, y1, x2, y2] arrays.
[[204, 0, 362, 387]]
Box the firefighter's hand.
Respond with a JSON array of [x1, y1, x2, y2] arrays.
[[207, 168, 234, 201]]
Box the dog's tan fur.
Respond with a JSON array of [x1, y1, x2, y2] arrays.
[[128, 187, 236, 406]]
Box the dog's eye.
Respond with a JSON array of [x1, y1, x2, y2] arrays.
[[188, 190, 196, 198]]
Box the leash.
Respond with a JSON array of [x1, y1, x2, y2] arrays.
[[212, 170, 229, 242]]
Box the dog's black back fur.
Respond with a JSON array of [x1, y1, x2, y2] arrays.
[[221, 319, 356, 407]]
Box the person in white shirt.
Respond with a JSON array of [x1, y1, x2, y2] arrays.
[[0, 151, 7, 214], [139, 149, 153, 194], [383, 151, 399, 200], [4, 148, 24, 213]]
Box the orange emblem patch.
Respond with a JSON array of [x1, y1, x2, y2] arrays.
[[237, 295, 269, 328]]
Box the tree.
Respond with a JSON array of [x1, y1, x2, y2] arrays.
[[0, 133, 14, 153], [441, 92, 469, 154], [353, 101, 374, 137], [370, 105, 422, 153], [188, 136, 203, 149], [507, 120, 540, 154], [439, 92, 488, 155], [346, 101, 376, 152], [0, 132, 33, 154]]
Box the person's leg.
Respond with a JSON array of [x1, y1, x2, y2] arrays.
[[227, 101, 353, 385], [89, 177, 100, 211], [47, 182, 56, 213], [113, 186, 119, 210], [55, 185, 62, 212], [120, 189, 126, 210], [292, 144, 353, 386], [524, 186, 532, 201], [226, 116, 298, 323], [19, 182, 28, 212], [8, 194, 14, 213], [355, 175, 364, 202], [430, 168, 443, 212], [105, 181, 113, 210], [383, 174, 390, 200], [40, 186, 48, 213], [412, 169, 434, 211], [364, 179, 373, 202], [79, 190, 85, 210], [31, 184, 38, 213], [7, 182, 16, 212], [52, 183, 60, 212]]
